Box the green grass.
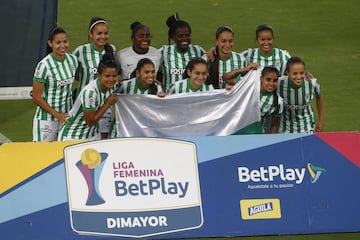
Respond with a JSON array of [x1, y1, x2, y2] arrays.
[[0, 1, 359, 238]]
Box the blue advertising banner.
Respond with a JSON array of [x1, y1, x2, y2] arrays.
[[0, 133, 359, 239]]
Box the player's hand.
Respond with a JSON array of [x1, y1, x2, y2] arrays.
[[57, 112, 69, 125], [206, 47, 216, 62], [315, 121, 323, 132], [106, 93, 118, 105]]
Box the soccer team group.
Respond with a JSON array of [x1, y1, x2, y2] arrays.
[[31, 13, 324, 142]]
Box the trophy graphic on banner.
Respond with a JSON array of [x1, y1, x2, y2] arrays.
[[76, 148, 108, 206]]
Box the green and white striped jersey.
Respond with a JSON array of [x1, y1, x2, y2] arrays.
[[260, 92, 284, 133], [33, 52, 78, 121], [204, 51, 247, 89], [241, 48, 291, 76], [73, 43, 116, 96], [160, 44, 205, 91], [277, 77, 321, 133], [168, 78, 214, 95], [117, 77, 163, 95], [59, 79, 117, 140]]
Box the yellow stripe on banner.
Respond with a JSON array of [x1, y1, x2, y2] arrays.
[[0, 141, 82, 195]]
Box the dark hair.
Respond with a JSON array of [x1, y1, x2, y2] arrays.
[[46, 27, 67, 55], [166, 13, 191, 45], [255, 24, 274, 40], [215, 26, 234, 39], [130, 58, 158, 95], [207, 26, 235, 89], [261, 66, 280, 77], [130, 21, 149, 39], [97, 53, 117, 74], [285, 56, 305, 74], [88, 16, 114, 57], [182, 57, 207, 79]]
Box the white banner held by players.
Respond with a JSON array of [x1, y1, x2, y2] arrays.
[[115, 70, 261, 137]]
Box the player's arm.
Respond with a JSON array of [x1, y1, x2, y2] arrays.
[[315, 93, 324, 132], [83, 93, 118, 126], [32, 80, 68, 124], [222, 63, 259, 84]]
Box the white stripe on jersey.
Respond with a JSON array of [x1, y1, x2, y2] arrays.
[[260, 92, 284, 132], [277, 76, 321, 133], [160, 44, 205, 91], [33, 53, 78, 121], [241, 48, 291, 76]]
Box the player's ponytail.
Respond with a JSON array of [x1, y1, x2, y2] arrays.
[[98, 53, 117, 74]]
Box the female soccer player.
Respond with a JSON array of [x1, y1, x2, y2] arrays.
[[206, 26, 247, 89], [115, 22, 161, 80], [32, 27, 78, 142], [277, 57, 324, 133], [160, 13, 205, 91], [167, 57, 214, 95], [242, 24, 291, 76], [260, 66, 284, 133], [72, 16, 116, 139], [58, 54, 118, 141]]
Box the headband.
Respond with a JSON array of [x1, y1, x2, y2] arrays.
[[89, 20, 107, 32]]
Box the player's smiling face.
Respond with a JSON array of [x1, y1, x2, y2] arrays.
[[188, 63, 208, 89], [173, 27, 191, 52], [260, 72, 278, 93], [137, 63, 156, 87], [90, 23, 109, 51], [216, 31, 234, 58], [257, 30, 273, 56], [48, 33, 68, 60], [98, 67, 118, 91], [133, 27, 151, 52], [287, 63, 305, 88]]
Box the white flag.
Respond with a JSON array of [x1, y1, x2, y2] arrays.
[[115, 70, 261, 137]]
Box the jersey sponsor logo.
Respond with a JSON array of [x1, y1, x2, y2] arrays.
[[170, 68, 185, 75], [285, 103, 309, 110], [57, 77, 74, 88], [240, 199, 281, 220], [238, 163, 325, 186], [64, 138, 203, 238]]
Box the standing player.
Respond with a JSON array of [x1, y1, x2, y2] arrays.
[[277, 57, 324, 133], [72, 16, 116, 139], [241, 24, 291, 76], [160, 13, 205, 91], [259, 67, 283, 133], [205, 26, 247, 89], [115, 21, 161, 80], [58, 54, 118, 141], [167, 57, 214, 95], [32, 27, 78, 142]]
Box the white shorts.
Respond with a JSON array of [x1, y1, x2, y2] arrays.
[[99, 107, 112, 133], [33, 118, 60, 142]]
